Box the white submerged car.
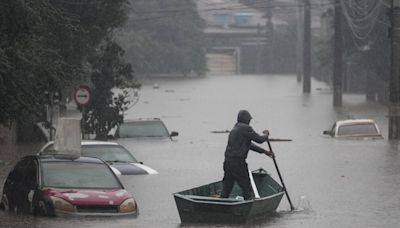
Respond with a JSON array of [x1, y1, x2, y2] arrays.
[[39, 141, 158, 175], [323, 119, 383, 139]]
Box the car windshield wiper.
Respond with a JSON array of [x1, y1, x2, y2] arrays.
[[107, 160, 129, 163]]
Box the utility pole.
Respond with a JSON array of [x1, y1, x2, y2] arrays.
[[303, 0, 311, 93], [297, 0, 303, 82], [333, 0, 343, 106], [389, 0, 400, 139], [265, 0, 274, 73]]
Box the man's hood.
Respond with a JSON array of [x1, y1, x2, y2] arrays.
[[237, 110, 252, 124]]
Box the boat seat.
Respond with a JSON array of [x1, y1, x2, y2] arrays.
[[186, 195, 243, 202]]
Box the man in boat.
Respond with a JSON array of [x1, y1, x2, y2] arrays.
[[221, 110, 274, 200]]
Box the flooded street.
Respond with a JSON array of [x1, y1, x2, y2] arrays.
[[1, 74, 400, 227]]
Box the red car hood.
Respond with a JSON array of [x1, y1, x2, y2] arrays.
[[43, 188, 132, 206]]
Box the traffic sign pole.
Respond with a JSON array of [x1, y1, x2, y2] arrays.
[[74, 85, 91, 139]]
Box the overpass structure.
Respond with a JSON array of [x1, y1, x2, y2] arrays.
[[197, 0, 282, 75], [205, 26, 271, 74]]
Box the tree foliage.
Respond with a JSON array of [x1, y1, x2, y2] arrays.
[[84, 39, 138, 140], [0, 0, 78, 126], [0, 0, 133, 128], [117, 0, 207, 76]]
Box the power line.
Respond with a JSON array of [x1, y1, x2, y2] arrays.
[[52, 0, 337, 23], [53, 0, 338, 26], [340, 0, 384, 50], [129, 1, 336, 23], [56, 0, 100, 5], [133, 0, 280, 15], [134, 0, 336, 15]]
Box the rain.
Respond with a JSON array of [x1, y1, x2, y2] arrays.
[[1, 0, 400, 228]]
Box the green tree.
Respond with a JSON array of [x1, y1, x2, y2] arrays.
[[117, 0, 207, 76], [0, 0, 78, 126], [84, 39, 138, 140], [0, 0, 133, 132]]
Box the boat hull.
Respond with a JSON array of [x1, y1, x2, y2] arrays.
[[173, 169, 284, 224]]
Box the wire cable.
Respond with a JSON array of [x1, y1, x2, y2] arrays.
[[340, 0, 384, 50]]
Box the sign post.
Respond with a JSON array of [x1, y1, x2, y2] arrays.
[[74, 85, 91, 139]]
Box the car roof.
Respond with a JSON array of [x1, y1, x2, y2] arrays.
[[28, 154, 107, 164], [122, 118, 163, 123], [45, 140, 120, 146], [336, 119, 376, 126], [81, 140, 119, 146], [333, 119, 383, 138]]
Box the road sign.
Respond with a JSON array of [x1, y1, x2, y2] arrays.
[[74, 85, 91, 106]]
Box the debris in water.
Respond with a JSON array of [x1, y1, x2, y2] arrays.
[[153, 83, 159, 89], [235, 196, 244, 201], [211, 130, 230, 134], [296, 195, 312, 212]]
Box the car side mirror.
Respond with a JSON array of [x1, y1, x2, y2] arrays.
[[170, 131, 179, 137], [323, 130, 331, 136], [107, 135, 115, 140]]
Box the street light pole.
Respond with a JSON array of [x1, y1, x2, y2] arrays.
[[303, 0, 311, 93], [389, 0, 400, 139], [333, 0, 343, 106], [264, 0, 274, 74], [296, 0, 303, 82]]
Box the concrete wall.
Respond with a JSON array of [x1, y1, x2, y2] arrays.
[[207, 53, 237, 74]]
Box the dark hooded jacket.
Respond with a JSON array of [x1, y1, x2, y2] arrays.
[[224, 110, 268, 161]]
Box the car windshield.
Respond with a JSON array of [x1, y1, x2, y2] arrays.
[[118, 121, 169, 138], [82, 145, 138, 163], [337, 123, 379, 136], [41, 161, 121, 189]]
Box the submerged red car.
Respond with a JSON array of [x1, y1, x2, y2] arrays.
[[0, 155, 138, 216]]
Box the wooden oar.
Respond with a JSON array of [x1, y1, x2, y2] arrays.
[[268, 138, 292, 142], [266, 137, 295, 211]]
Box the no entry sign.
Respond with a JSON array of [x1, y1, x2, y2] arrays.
[[74, 85, 91, 106]]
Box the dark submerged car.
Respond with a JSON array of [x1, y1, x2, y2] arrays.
[[111, 118, 178, 139], [0, 155, 138, 216]]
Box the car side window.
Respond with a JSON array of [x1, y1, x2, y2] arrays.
[[337, 123, 378, 136], [118, 121, 169, 138], [24, 159, 38, 189], [11, 159, 29, 183]]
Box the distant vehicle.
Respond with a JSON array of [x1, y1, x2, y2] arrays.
[[110, 118, 178, 139], [38, 141, 158, 175], [323, 119, 383, 139], [0, 155, 138, 216]]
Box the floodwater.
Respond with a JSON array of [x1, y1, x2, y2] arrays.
[[1, 74, 400, 228]]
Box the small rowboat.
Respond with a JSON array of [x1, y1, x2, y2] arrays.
[[173, 168, 284, 224]]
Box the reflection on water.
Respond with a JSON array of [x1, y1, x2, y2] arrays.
[[1, 75, 400, 228]]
